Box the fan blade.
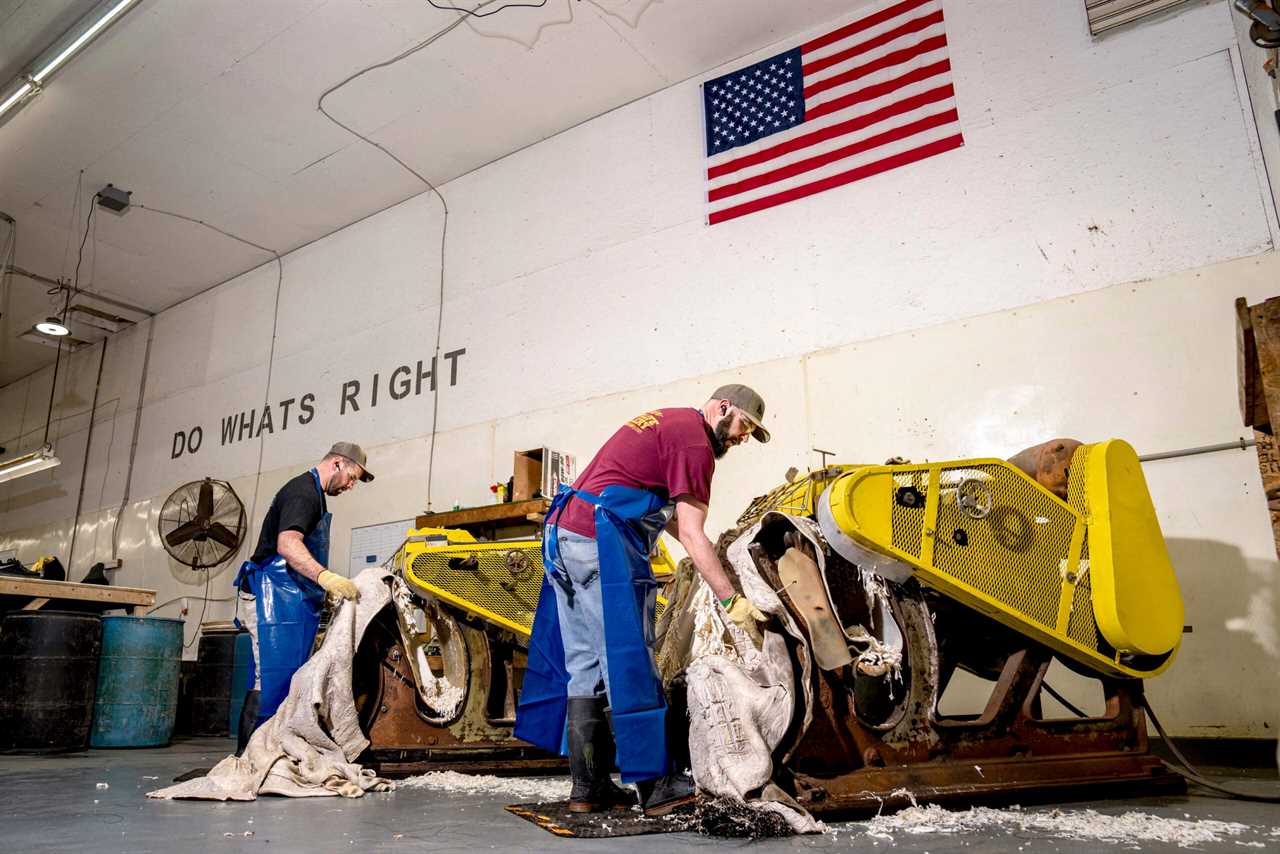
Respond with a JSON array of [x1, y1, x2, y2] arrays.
[[206, 523, 240, 550], [197, 480, 215, 520], [166, 519, 203, 548]]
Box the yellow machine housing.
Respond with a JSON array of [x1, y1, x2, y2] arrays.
[[744, 440, 1182, 679], [397, 527, 674, 640]]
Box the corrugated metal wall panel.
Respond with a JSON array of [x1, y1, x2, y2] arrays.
[[1085, 0, 1196, 35]]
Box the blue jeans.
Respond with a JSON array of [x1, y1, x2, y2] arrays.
[[550, 530, 612, 699]]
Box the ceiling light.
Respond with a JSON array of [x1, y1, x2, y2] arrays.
[[0, 445, 62, 485], [0, 82, 33, 118], [32, 0, 138, 83], [36, 317, 70, 336], [0, 0, 140, 124]]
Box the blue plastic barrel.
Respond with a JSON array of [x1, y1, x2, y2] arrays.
[[228, 631, 254, 736], [90, 616, 183, 748]]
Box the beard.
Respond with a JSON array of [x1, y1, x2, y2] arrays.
[[324, 473, 345, 496], [710, 414, 735, 459]]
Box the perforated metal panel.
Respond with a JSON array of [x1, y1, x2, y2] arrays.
[[736, 467, 853, 529], [890, 471, 926, 560], [408, 543, 544, 636], [743, 445, 1167, 678], [402, 539, 666, 639], [931, 465, 1073, 632]]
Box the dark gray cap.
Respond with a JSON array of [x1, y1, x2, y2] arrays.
[[710, 384, 771, 443], [327, 442, 374, 482]]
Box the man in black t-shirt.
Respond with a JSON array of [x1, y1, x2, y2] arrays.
[[234, 441, 374, 751], [248, 449, 368, 581]]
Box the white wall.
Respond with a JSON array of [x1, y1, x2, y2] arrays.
[[2, 0, 1278, 736]]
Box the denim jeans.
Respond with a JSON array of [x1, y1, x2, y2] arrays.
[[550, 529, 613, 699]]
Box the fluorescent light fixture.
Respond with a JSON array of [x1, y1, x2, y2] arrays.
[[32, 0, 138, 83], [0, 0, 140, 124], [0, 82, 33, 118], [0, 445, 62, 485], [36, 317, 70, 336]]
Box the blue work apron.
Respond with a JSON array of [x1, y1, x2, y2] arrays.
[[233, 468, 331, 724], [514, 484, 673, 783]]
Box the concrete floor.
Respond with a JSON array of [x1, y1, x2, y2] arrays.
[[1, 738, 1277, 853]]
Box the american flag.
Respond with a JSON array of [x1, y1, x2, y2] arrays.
[[702, 0, 963, 225]]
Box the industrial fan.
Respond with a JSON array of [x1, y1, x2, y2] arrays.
[[157, 478, 247, 569]]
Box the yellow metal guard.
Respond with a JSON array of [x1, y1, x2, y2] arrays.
[[764, 441, 1180, 679], [398, 530, 670, 640]]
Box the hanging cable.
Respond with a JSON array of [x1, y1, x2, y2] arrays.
[[425, 0, 547, 16], [40, 286, 71, 448], [183, 569, 213, 650], [131, 203, 284, 540], [1040, 680, 1089, 719], [0, 214, 15, 370], [63, 198, 96, 297], [58, 171, 84, 286], [38, 189, 97, 449], [148, 593, 236, 614], [315, 0, 546, 511], [1139, 694, 1280, 803], [1044, 681, 1280, 802]]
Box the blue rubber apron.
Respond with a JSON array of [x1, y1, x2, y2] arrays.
[[233, 468, 331, 724], [514, 484, 673, 783]]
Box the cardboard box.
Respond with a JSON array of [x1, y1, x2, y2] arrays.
[[512, 447, 577, 501]]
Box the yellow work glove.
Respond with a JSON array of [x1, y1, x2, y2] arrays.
[[720, 593, 766, 648], [317, 570, 359, 601]]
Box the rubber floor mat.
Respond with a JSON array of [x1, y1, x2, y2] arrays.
[[505, 801, 694, 838]]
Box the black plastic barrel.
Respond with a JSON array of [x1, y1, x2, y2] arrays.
[[188, 627, 238, 736], [228, 630, 253, 736], [0, 611, 103, 753]]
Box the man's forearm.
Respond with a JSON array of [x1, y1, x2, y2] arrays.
[[681, 533, 735, 601], [277, 536, 326, 582]]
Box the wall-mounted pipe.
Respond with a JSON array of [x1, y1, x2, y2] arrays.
[[6, 265, 153, 317], [66, 339, 107, 573], [1139, 437, 1258, 463], [110, 316, 154, 562]]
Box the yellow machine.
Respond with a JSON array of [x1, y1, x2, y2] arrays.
[[697, 437, 1189, 813], [739, 438, 1184, 679], [354, 526, 677, 774], [360, 437, 1186, 814], [395, 527, 676, 639]]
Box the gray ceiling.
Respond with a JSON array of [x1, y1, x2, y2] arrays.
[[0, 0, 861, 386]]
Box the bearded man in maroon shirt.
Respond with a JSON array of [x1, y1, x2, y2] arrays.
[[515, 384, 772, 817]]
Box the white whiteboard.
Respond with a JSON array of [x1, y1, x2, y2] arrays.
[[349, 518, 416, 572]]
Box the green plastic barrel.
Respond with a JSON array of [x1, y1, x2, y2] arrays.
[[90, 616, 183, 748]]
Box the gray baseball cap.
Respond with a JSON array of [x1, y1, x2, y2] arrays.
[[328, 442, 375, 482], [710, 384, 771, 443]]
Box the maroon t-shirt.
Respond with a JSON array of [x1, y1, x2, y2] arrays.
[[555, 408, 716, 538]]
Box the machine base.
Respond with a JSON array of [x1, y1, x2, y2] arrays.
[[797, 751, 1186, 815]]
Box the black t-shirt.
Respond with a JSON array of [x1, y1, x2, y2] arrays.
[[250, 470, 326, 564]]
